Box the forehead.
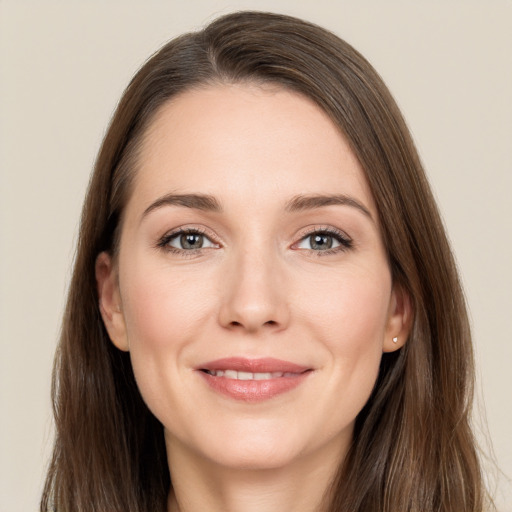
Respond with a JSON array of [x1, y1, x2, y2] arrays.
[[128, 83, 376, 216]]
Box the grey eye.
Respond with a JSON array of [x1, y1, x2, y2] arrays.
[[297, 233, 341, 251], [168, 232, 216, 250]]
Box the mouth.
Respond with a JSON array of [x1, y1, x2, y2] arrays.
[[201, 369, 303, 380], [197, 357, 312, 402]]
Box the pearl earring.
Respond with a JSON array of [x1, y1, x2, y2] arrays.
[[392, 336, 398, 343]]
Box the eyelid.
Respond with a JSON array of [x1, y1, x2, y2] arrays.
[[155, 224, 352, 255], [156, 225, 222, 252], [291, 225, 353, 253]]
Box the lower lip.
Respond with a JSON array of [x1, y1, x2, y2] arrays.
[[198, 371, 311, 402]]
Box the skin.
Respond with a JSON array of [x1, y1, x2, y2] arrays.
[[96, 83, 411, 512]]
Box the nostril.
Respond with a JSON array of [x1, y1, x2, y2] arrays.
[[228, 319, 278, 329]]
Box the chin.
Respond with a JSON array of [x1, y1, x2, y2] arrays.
[[178, 416, 344, 472], [207, 440, 304, 471]]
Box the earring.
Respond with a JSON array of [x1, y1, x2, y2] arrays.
[[392, 336, 398, 344]]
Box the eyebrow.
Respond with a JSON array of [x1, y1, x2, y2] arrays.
[[142, 193, 223, 218], [141, 192, 373, 222], [285, 194, 373, 221]]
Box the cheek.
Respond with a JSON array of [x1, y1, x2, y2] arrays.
[[118, 261, 216, 409], [121, 261, 213, 349], [301, 263, 392, 348], [298, 265, 391, 408]]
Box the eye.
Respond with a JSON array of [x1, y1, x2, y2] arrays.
[[295, 229, 352, 253], [159, 229, 218, 252]]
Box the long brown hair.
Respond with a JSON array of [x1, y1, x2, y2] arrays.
[[42, 11, 487, 511]]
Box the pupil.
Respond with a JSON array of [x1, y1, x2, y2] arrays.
[[181, 233, 203, 249], [311, 234, 332, 250]]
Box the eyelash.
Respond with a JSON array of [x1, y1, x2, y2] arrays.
[[156, 226, 353, 256], [156, 227, 217, 257], [294, 227, 353, 256]]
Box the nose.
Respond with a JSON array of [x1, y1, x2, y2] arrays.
[[217, 248, 290, 333]]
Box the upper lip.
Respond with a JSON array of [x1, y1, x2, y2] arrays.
[[197, 357, 310, 374]]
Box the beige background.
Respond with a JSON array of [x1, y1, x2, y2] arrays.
[[1, 1, 511, 510]]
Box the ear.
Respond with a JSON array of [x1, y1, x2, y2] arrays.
[[95, 252, 129, 351], [383, 283, 413, 353]]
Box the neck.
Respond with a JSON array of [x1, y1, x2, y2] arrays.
[[165, 436, 346, 512]]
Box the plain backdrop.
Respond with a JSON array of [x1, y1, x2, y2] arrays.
[[1, 1, 511, 510]]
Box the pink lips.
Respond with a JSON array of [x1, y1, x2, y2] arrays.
[[197, 357, 312, 402]]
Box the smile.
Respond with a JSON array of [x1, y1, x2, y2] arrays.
[[197, 357, 312, 402], [203, 370, 301, 380]]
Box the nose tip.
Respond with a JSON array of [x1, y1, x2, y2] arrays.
[[218, 257, 289, 333]]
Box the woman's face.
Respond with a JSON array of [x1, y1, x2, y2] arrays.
[[97, 84, 409, 472]]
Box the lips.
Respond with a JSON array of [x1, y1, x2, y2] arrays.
[[197, 357, 312, 402], [204, 369, 300, 380]]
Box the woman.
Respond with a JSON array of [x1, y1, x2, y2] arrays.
[[41, 11, 488, 512]]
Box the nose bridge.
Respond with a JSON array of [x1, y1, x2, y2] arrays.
[[218, 237, 288, 332]]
